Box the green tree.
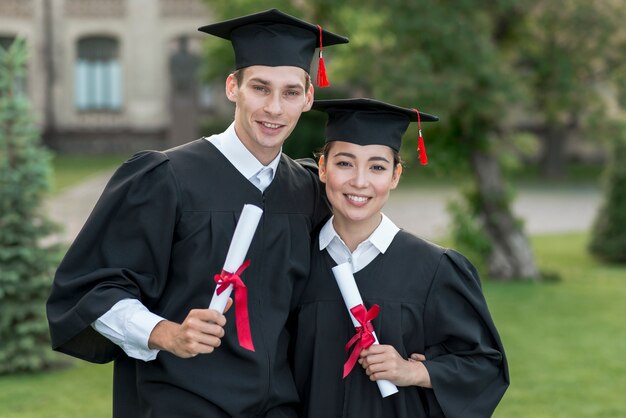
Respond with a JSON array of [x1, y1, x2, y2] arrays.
[[589, 122, 626, 263], [518, 0, 624, 178], [354, 0, 540, 280], [0, 39, 59, 374], [202, 0, 540, 280]]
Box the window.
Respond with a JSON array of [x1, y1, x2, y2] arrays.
[[75, 36, 122, 110]]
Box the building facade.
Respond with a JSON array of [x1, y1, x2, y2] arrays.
[[0, 0, 216, 153]]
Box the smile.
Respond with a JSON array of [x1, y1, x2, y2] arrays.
[[259, 121, 283, 129], [346, 194, 369, 203]]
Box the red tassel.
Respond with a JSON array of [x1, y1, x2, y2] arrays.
[[316, 25, 330, 88], [417, 135, 428, 165], [413, 108, 428, 165], [317, 54, 329, 87]]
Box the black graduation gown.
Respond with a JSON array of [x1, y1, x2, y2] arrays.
[[46, 139, 329, 418], [292, 231, 509, 418]]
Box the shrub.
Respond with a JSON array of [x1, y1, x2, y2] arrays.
[[589, 125, 626, 263], [447, 186, 492, 273]]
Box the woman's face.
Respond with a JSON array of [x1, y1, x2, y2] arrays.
[[319, 141, 402, 231]]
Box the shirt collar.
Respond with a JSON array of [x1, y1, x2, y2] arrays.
[[207, 122, 281, 180], [319, 213, 400, 253], [369, 213, 400, 253]]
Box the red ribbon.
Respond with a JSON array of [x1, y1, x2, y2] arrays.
[[343, 303, 380, 378], [214, 259, 254, 352]]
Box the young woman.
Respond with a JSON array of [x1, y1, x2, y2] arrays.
[[292, 98, 509, 418]]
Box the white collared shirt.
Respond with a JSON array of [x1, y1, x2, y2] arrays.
[[207, 122, 281, 192], [92, 123, 281, 361], [319, 213, 400, 273]]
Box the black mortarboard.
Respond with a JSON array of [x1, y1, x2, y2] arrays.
[[198, 9, 349, 87], [313, 98, 439, 164]]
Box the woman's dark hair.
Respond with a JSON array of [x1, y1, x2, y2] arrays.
[[317, 142, 403, 168]]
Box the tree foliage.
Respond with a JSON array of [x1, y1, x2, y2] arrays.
[[201, 0, 626, 277], [517, 0, 626, 177], [200, 0, 536, 279], [0, 39, 60, 374]]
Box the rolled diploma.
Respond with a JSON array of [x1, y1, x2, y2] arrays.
[[332, 262, 399, 398], [208, 204, 263, 313]]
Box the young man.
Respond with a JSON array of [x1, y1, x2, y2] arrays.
[[46, 9, 348, 418]]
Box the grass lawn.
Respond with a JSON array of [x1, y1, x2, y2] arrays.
[[49, 154, 125, 194], [1, 232, 624, 416], [490, 233, 626, 418], [396, 160, 603, 191], [0, 361, 112, 418]]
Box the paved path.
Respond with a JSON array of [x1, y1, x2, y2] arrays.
[[45, 171, 603, 245], [386, 184, 602, 240], [43, 172, 113, 246]]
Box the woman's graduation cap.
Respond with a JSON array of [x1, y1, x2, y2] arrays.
[[312, 98, 439, 164], [198, 9, 349, 87]]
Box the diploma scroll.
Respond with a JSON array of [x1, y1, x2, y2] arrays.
[[332, 262, 399, 398], [208, 204, 263, 313]]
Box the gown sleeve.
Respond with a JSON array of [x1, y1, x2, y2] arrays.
[[46, 150, 180, 363], [421, 249, 510, 418]]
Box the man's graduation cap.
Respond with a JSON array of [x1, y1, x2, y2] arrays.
[[198, 8, 349, 87], [312, 98, 439, 164]]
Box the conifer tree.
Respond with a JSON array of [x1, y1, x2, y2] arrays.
[[0, 38, 59, 373]]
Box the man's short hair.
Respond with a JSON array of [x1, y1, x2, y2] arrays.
[[232, 67, 312, 91]]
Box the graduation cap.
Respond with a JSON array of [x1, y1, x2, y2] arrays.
[[198, 8, 349, 87], [312, 98, 439, 164]]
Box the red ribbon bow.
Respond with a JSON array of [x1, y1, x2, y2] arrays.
[[214, 259, 254, 352], [343, 303, 380, 378]]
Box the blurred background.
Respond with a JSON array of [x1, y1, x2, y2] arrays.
[[1, 0, 625, 416]]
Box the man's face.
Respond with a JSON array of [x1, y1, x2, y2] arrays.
[[226, 65, 314, 165]]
